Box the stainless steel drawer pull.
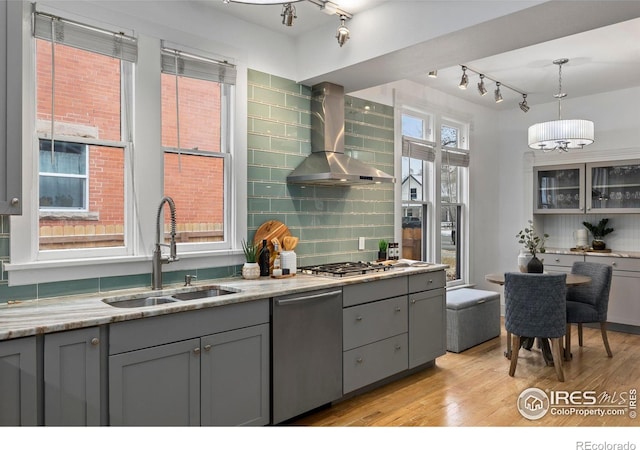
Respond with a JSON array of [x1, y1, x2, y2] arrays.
[[395, 306, 402, 312], [356, 357, 363, 364], [395, 344, 401, 351], [276, 290, 342, 306], [555, 258, 560, 262], [429, 279, 433, 284], [90, 338, 99, 346], [356, 315, 363, 321], [612, 262, 617, 267], [193, 347, 201, 355], [411, 299, 416, 304], [203, 344, 212, 351]]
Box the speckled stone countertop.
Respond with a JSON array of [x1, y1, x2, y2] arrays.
[[0, 263, 447, 341], [545, 248, 640, 259]]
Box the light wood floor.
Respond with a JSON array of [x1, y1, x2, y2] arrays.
[[291, 322, 640, 427]]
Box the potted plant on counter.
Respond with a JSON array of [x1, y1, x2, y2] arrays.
[[241, 239, 261, 279], [378, 239, 388, 261], [583, 218, 614, 250], [516, 220, 548, 273]]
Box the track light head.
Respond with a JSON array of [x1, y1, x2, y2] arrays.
[[336, 15, 350, 47], [477, 74, 487, 96], [428, 70, 438, 78], [494, 82, 503, 103], [519, 94, 530, 112], [281, 3, 296, 26], [459, 66, 468, 89]]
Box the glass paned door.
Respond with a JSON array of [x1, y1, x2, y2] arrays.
[[534, 164, 585, 213], [588, 161, 640, 212]]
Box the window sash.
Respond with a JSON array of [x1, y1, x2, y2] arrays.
[[161, 47, 236, 85], [33, 11, 137, 62], [402, 136, 435, 162]]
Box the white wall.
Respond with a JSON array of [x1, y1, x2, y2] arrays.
[[496, 86, 640, 278]]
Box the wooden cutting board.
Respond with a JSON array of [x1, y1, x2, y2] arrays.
[[253, 220, 291, 270]]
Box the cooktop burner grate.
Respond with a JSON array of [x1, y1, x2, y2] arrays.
[[299, 261, 393, 277]]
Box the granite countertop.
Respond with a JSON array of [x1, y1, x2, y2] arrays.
[[545, 248, 640, 258], [0, 263, 447, 341]]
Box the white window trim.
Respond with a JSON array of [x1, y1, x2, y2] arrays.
[[6, 5, 247, 286]]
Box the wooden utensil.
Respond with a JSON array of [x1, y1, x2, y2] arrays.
[[283, 235, 299, 250], [254, 220, 291, 270]]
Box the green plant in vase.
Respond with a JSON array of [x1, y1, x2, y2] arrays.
[[378, 239, 388, 261], [516, 220, 548, 273], [241, 239, 260, 279], [582, 218, 614, 250]]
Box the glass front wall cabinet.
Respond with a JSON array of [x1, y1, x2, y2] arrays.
[[534, 164, 585, 214], [587, 160, 640, 213]]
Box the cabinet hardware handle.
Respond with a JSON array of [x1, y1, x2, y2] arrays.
[[395, 306, 401, 312], [555, 258, 560, 262], [612, 262, 617, 267], [356, 316, 363, 321], [90, 338, 99, 346], [429, 279, 433, 284], [193, 347, 201, 355], [204, 344, 212, 351], [395, 344, 401, 351], [10, 198, 19, 206], [356, 357, 363, 364]]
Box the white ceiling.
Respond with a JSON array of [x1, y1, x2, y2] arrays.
[[202, 0, 640, 110]]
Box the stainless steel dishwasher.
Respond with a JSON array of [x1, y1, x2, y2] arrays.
[[271, 288, 343, 424]]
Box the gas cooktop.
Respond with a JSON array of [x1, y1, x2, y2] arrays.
[[298, 261, 394, 278]]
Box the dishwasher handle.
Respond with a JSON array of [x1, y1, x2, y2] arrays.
[[275, 290, 342, 306]]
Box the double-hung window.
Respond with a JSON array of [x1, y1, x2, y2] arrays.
[[32, 10, 136, 254], [401, 111, 469, 285], [160, 45, 236, 250]]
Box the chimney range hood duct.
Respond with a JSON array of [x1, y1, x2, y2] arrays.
[[286, 82, 395, 186]]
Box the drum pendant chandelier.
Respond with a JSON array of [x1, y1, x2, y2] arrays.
[[528, 58, 594, 152]]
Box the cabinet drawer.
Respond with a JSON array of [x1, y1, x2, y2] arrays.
[[408, 271, 446, 293], [585, 256, 640, 273], [343, 334, 408, 394], [343, 296, 407, 351], [343, 276, 407, 307], [544, 253, 584, 268]]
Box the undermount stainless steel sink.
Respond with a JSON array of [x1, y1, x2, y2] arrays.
[[102, 285, 238, 308], [104, 296, 178, 308], [171, 288, 235, 301]]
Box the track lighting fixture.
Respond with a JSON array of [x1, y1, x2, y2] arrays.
[[519, 94, 529, 112], [477, 74, 487, 96], [428, 70, 438, 78], [336, 15, 350, 47], [494, 82, 503, 103], [281, 3, 296, 26], [459, 66, 469, 89]]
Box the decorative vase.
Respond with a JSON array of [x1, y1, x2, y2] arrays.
[[592, 239, 606, 250], [518, 251, 533, 273], [527, 255, 544, 273], [242, 262, 260, 279], [378, 251, 387, 261]]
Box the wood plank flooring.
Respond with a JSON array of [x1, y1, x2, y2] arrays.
[[291, 322, 640, 427]]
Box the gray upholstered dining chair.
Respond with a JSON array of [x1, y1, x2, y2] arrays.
[[504, 272, 567, 382], [565, 261, 613, 360]]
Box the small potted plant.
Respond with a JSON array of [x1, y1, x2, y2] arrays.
[[582, 218, 614, 250], [516, 220, 548, 273], [378, 239, 388, 261], [241, 239, 260, 279]]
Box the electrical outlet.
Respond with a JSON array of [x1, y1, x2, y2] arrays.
[[358, 237, 365, 251]]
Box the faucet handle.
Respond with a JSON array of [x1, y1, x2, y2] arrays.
[[184, 274, 197, 286]]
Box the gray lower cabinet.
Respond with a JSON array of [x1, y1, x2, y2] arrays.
[[408, 271, 446, 368], [108, 300, 270, 426], [0, 337, 38, 426], [342, 277, 409, 394], [44, 327, 104, 426]]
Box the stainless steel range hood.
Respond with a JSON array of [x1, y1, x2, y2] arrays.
[[287, 82, 395, 186]]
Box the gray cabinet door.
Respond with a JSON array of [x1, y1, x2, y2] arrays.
[[409, 288, 446, 368], [201, 324, 270, 426], [109, 338, 200, 426], [0, 0, 22, 215], [44, 327, 102, 426], [0, 337, 38, 426]]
